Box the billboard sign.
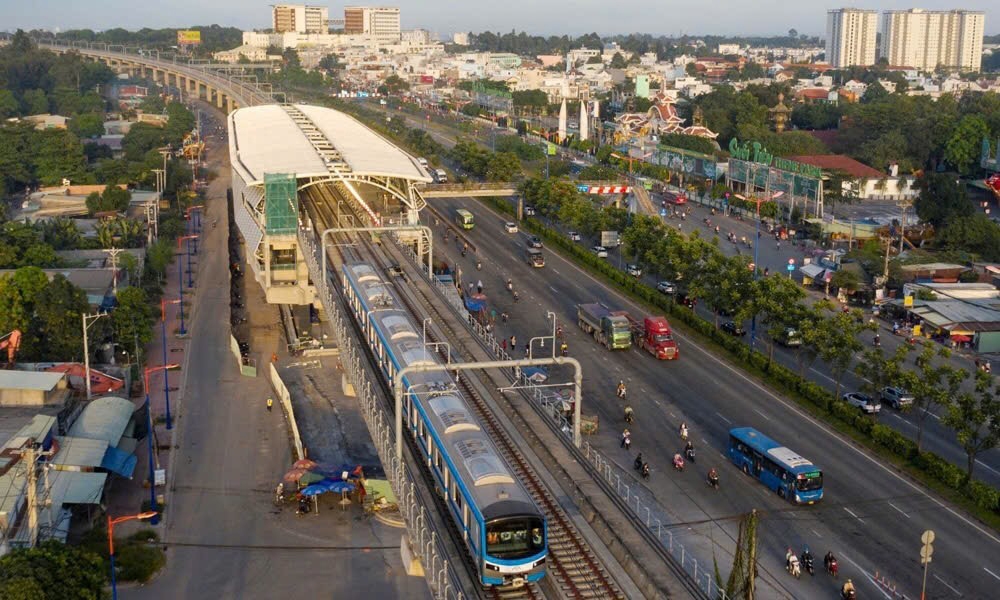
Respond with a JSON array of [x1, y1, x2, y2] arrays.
[[177, 30, 202, 45]]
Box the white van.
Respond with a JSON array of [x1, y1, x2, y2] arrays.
[[434, 169, 448, 183]]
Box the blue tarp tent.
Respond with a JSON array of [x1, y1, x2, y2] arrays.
[[301, 479, 356, 496], [100, 446, 137, 478]]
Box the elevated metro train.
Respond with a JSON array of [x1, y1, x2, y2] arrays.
[[341, 262, 547, 587]]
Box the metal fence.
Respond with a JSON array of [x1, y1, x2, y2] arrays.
[[299, 231, 466, 600]]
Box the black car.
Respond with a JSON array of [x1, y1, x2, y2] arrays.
[[721, 321, 746, 336]]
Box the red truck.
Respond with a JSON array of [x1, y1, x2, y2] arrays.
[[614, 312, 680, 360]]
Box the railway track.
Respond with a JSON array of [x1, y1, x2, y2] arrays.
[[303, 188, 624, 600]]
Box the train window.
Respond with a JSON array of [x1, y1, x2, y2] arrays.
[[486, 517, 545, 559]]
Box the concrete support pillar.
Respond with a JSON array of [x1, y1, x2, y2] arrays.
[[216, 90, 225, 109]]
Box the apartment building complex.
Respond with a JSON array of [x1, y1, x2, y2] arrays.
[[880, 9, 985, 71], [826, 9, 879, 67], [344, 6, 402, 43], [272, 4, 329, 34]]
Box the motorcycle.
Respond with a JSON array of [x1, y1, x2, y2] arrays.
[[787, 555, 801, 579], [634, 455, 644, 472], [707, 471, 720, 489], [476, 260, 482, 270], [826, 557, 839, 577], [873, 334, 881, 348], [802, 553, 815, 576], [624, 407, 634, 424], [513, 291, 520, 303], [685, 446, 696, 463], [672, 454, 685, 472], [841, 589, 856, 600], [560, 343, 568, 356], [641, 463, 650, 479], [679, 426, 689, 441]]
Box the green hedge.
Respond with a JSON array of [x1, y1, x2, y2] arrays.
[[483, 196, 1000, 522]]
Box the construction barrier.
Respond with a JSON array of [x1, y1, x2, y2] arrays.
[[269, 363, 304, 460]]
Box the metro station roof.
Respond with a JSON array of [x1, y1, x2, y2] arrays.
[[229, 103, 431, 186]]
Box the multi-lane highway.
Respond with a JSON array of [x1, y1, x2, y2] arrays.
[[623, 193, 1000, 489], [362, 100, 1000, 491], [423, 196, 999, 600]]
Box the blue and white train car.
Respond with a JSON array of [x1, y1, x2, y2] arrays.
[[342, 263, 547, 587]]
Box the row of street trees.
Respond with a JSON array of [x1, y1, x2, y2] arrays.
[[520, 175, 999, 479]]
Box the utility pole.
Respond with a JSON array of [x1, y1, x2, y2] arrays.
[[82, 312, 108, 400], [104, 248, 123, 295], [25, 446, 37, 547]]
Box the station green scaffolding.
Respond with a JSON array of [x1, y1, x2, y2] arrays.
[[264, 173, 298, 235]]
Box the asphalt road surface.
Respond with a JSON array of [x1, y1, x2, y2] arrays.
[[424, 196, 1000, 600]]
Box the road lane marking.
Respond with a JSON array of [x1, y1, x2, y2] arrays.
[[985, 567, 1000, 581], [549, 286, 558, 293], [715, 411, 732, 424], [551, 268, 561, 275], [844, 507, 865, 523], [469, 195, 1000, 546], [888, 502, 910, 518], [975, 459, 1000, 477], [840, 552, 892, 600], [753, 409, 770, 421], [811, 529, 823, 538], [933, 574, 961, 595]]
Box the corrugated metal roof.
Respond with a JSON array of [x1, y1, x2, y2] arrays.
[[228, 103, 431, 186], [67, 396, 134, 446], [0, 370, 64, 391], [48, 470, 107, 505], [51, 436, 109, 468]]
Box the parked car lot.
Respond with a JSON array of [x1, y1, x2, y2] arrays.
[[842, 392, 882, 414]]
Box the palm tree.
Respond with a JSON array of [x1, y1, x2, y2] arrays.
[[96, 222, 117, 249]]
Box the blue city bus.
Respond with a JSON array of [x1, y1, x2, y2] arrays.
[[727, 427, 824, 504]]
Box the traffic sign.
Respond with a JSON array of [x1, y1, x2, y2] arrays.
[[787, 263, 795, 272], [920, 529, 935, 565], [788, 258, 795, 264]]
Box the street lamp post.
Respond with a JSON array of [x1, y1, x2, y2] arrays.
[[143, 364, 179, 525], [160, 299, 181, 430], [177, 234, 197, 296], [186, 237, 195, 288], [108, 511, 158, 600]]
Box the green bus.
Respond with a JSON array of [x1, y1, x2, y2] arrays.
[[455, 209, 475, 230]]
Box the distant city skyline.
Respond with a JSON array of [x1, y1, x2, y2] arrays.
[[4, 1, 999, 37]]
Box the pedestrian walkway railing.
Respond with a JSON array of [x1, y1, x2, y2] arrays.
[[299, 230, 466, 600], [582, 442, 730, 600]]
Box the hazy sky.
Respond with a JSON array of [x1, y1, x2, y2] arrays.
[[4, 1, 998, 37]]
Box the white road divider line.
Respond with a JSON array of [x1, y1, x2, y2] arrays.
[[888, 502, 910, 518], [985, 567, 1000, 581], [844, 507, 865, 523], [932, 574, 961, 596], [753, 409, 771, 421], [715, 411, 732, 424]]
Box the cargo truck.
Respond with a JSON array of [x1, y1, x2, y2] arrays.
[[577, 303, 632, 350], [614, 313, 679, 360]]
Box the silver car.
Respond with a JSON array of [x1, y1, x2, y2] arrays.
[[880, 386, 914, 409], [842, 392, 882, 414]]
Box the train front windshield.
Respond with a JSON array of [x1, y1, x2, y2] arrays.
[[486, 517, 545, 559]]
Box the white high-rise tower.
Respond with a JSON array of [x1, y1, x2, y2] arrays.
[[825, 8, 879, 68], [880, 9, 985, 72], [558, 98, 567, 143], [579, 100, 589, 141]]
